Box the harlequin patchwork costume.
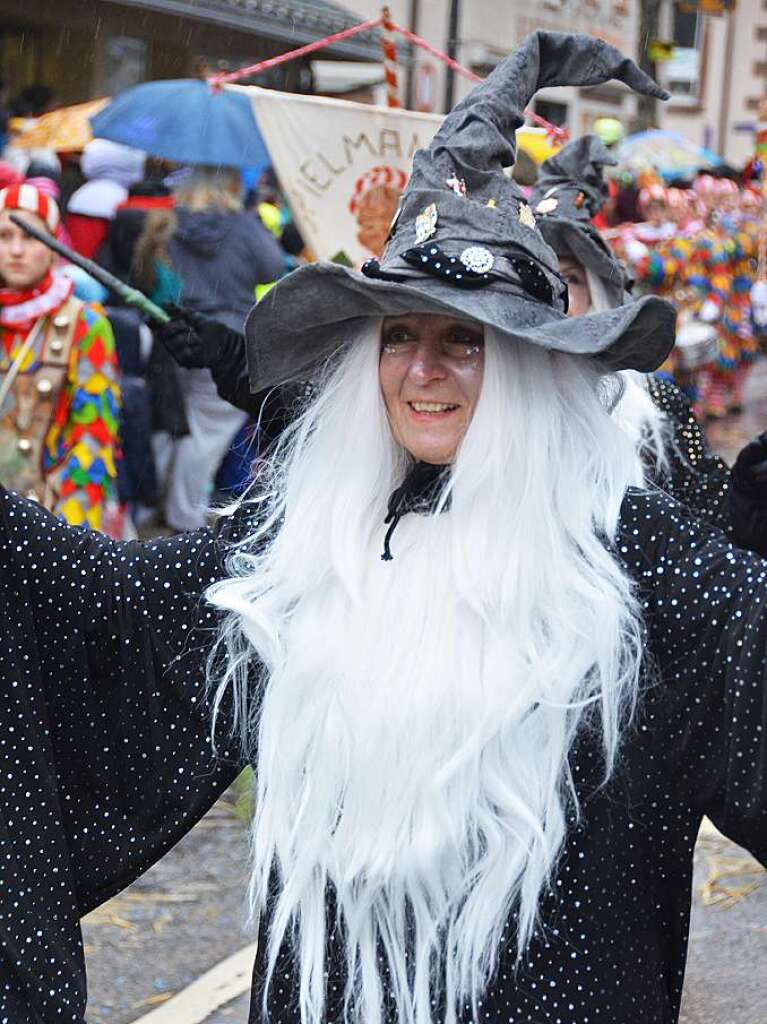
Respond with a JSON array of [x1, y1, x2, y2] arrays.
[[0, 184, 120, 529]]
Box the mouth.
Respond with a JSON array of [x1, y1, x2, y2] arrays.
[[407, 400, 460, 419]]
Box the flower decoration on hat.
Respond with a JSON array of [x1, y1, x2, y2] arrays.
[[460, 246, 495, 274]]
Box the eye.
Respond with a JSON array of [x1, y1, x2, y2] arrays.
[[381, 324, 416, 353], [443, 329, 484, 359]]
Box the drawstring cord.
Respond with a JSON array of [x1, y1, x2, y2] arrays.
[[381, 508, 402, 561], [381, 478, 408, 561], [380, 462, 449, 562]]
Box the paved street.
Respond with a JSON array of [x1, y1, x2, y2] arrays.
[[83, 368, 767, 1024]]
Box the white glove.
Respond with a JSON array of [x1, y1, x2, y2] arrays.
[[699, 298, 720, 323], [625, 238, 648, 263], [751, 280, 767, 328]]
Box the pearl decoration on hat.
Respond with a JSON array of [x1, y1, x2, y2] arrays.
[[460, 246, 495, 274]]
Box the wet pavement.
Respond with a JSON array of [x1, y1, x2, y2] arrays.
[[706, 359, 767, 463], [83, 793, 252, 1023]]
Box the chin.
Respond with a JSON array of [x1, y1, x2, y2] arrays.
[[407, 443, 456, 465]]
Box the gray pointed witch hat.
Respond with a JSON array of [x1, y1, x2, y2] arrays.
[[245, 31, 676, 393], [529, 134, 628, 307]]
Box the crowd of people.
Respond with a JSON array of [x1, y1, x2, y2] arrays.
[[0, 134, 301, 537], [2, 69, 767, 543], [0, 29, 765, 1024]]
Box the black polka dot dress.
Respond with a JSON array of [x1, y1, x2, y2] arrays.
[[0, 480, 766, 1024], [249, 488, 767, 1024], [0, 489, 239, 1023], [647, 375, 734, 535]]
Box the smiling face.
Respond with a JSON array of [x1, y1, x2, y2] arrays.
[[378, 313, 484, 464], [558, 256, 592, 317], [0, 210, 54, 289]]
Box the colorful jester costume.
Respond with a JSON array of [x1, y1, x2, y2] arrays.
[[628, 215, 728, 408], [718, 211, 760, 397], [0, 270, 120, 529]]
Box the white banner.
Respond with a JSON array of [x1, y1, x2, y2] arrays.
[[233, 85, 442, 267]]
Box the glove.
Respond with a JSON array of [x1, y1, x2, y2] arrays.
[[624, 238, 648, 263], [154, 306, 242, 370], [698, 298, 720, 323], [732, 432, 767, 495], [153, 307, 207, 368]]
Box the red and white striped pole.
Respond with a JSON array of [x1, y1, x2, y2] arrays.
[[381, 7, 401, 108]]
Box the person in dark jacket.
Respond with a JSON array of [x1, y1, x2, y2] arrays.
[[160, 166, 283, 530]]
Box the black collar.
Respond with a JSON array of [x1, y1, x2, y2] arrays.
[[381, 461, 450, 561]]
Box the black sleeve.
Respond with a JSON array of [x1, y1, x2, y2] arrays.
[[0, 488, 244, 914], [646, 375, 734, 536], [729, 435, 767, 556], [625, 489, 767, 863], [209, 326, 256, 413]]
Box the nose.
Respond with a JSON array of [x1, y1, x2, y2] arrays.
[[9, 233, 25, 257], [406, 343, 447, 384]]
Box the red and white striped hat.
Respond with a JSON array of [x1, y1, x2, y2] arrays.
[[348, 165, 408, 215], [0, 181, 60, 233]]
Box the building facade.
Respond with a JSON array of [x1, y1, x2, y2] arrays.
[[0, 0, 381, 108], [351, 0, 765, 167], [350, 0, 640, 131], [657, 0, 767, 166]]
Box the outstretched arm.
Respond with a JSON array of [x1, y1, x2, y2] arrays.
[[0, 488, 243, 913], [626, 489, 767, 863]]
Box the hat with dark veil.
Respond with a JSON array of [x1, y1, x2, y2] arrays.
[[245, 31, 676, 393], [529, 134, 628, 307]]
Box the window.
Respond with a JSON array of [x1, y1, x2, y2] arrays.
[[534, 99, 568, 128], [664, 5, 701, 100], [104, 37, 147, 96]]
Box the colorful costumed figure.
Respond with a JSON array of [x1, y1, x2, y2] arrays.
[[621, 181, 730, 413], [0, 183, 120, 529], [715, 182, 761, 412]]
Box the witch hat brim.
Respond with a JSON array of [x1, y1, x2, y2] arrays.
[[245, 31, 675, 391], [246, 262, 675, 392]]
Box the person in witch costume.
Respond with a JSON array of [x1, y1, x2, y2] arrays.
[[530, 133, 767, 555], [0, 32, 766, 1024]]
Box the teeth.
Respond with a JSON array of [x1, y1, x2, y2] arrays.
[[410, 401, 458, 413]]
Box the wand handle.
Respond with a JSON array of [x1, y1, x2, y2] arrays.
[[9, 212, 171, 324]]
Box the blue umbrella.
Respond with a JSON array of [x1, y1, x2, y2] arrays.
[[617, 129, 723, 182], [90, 79, 270, 170]]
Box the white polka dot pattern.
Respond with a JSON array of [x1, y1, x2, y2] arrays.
[[0, 488, 240, 1022], [249, 488, 767, 1024]]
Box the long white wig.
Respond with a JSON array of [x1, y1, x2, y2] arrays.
[[584, 267, 670, 475], [207, 324, 648, 1024]]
